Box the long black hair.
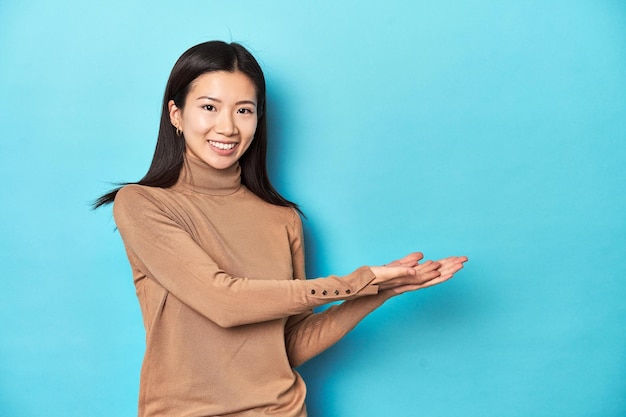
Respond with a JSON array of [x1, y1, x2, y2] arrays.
[[94, 41, 298, 212]]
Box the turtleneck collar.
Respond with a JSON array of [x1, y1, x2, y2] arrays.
[[174, 155, 242, 196]]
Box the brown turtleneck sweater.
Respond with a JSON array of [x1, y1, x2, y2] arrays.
[[113, 156, 391, 417]]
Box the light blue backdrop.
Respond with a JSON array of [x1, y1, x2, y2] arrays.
[[1, 1, 625, 416]]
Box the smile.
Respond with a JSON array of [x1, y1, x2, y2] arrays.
[[209, 140, 237, 150]]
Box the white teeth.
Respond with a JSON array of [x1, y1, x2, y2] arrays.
[[209, 141, 236, 150]]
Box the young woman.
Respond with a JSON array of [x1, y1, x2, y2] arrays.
[[95, 41, 467, 417]]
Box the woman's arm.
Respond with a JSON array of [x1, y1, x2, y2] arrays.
[[284, 216, 467, 367], [113, 185, 414, 328], [284, 294, 393, 368]]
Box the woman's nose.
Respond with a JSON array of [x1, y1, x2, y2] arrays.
[[214, 111, 238, 136]]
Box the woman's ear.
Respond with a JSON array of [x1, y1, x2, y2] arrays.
[[168, 100, 182, 129]]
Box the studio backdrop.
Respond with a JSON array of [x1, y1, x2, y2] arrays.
[[1, 1, 625, 416]]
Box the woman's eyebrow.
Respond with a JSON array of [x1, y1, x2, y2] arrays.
[[196, 96, 257, 106], [196, 96, 220, 101]]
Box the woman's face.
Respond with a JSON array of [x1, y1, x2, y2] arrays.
[[169, 71, 258, 170]]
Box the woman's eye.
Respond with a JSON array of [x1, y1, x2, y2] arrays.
[[202, 104, 215, 111], [237, 108, 254, 114]]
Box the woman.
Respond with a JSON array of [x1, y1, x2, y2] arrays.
[[95, 41, 467, 417]]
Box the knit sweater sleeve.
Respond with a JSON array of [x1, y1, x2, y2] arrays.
[[284, 211, 393, 368], [113, 185, 379, 328]]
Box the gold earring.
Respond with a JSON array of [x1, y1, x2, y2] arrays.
[[175, 126, 182, 137]]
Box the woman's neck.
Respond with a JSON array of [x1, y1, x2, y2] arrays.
[[174, 155, 241, 195]]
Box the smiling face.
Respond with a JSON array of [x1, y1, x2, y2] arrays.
[[168, 71, 259, 170]]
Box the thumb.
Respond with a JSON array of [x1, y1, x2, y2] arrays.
[[370, 265, 416, 284]]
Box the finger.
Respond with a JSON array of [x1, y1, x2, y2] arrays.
[[416, 269, 442, 284], [414, 260, 440, 272], [385, 252, 424, 267], [437, 261, 465, 280], [436, 257, 468, 272], [438, 260, 462, 272], [407, 252, 424, 265], [439, 256, 468, 264], [393, 278, 446, 293], [394, 271, 454, 293]]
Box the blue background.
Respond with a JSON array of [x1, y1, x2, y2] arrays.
[[1, 1, 625, 416]]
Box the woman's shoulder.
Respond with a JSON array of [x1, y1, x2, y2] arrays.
[[114, 184, 176, 212], [238, 187, 301, 229], [242, 187, 299, 215], [116, 183, 158, 201]]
